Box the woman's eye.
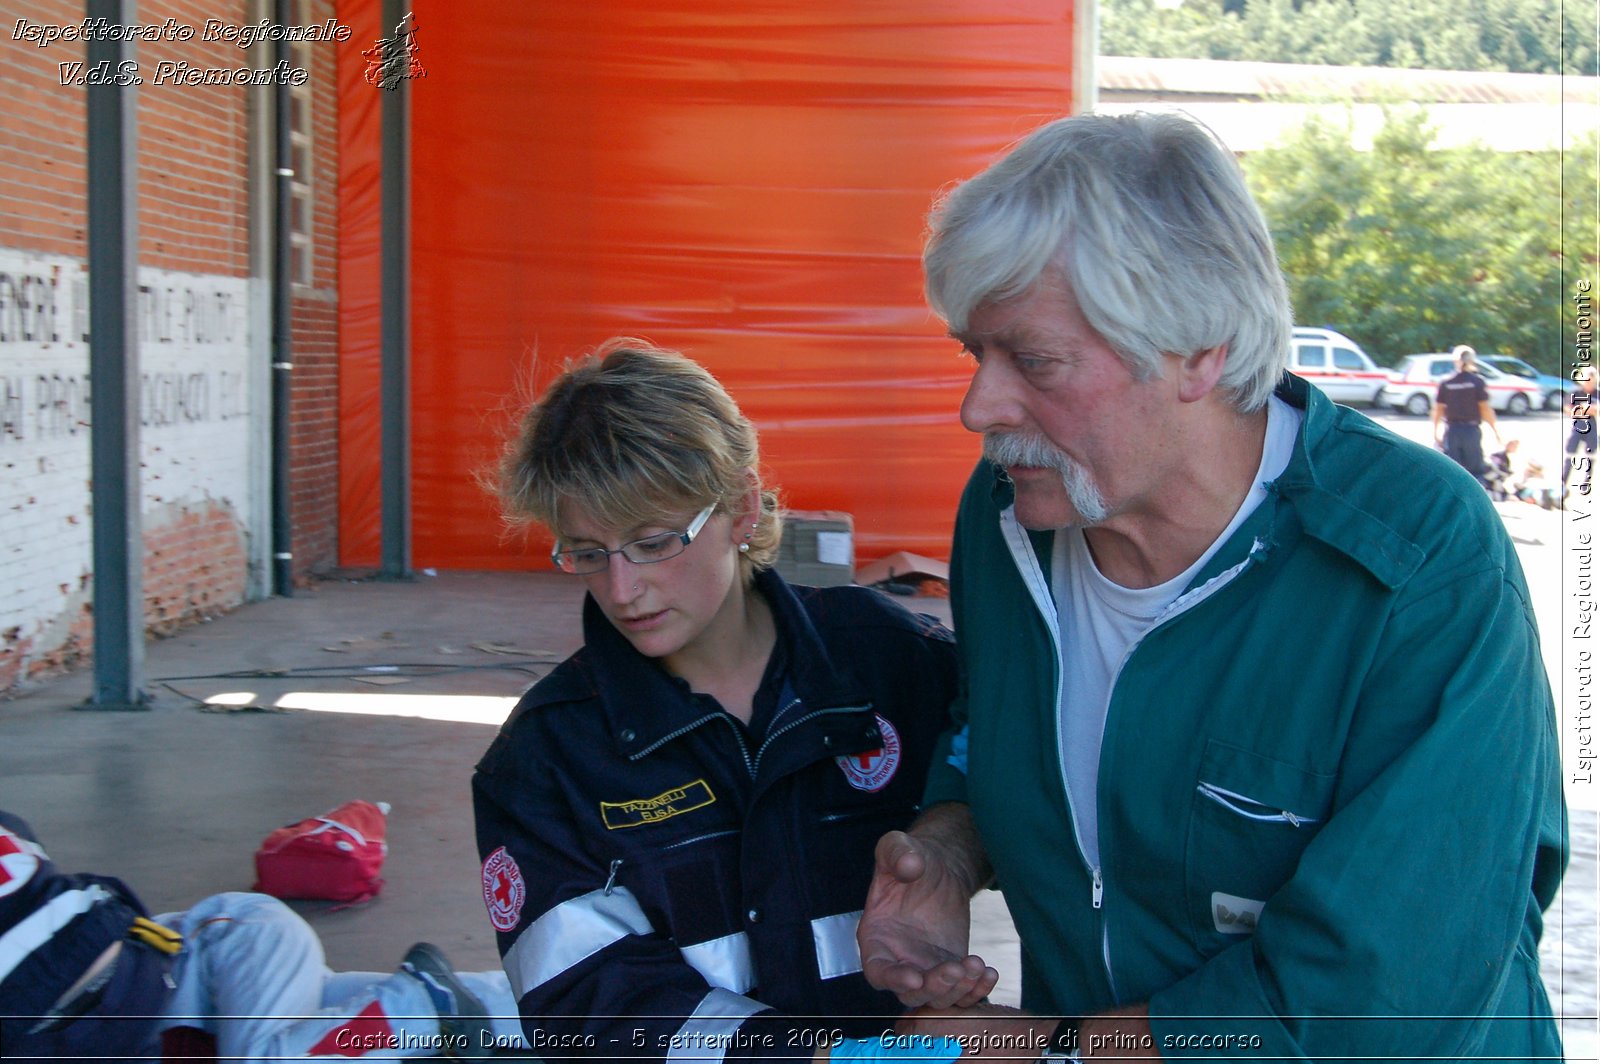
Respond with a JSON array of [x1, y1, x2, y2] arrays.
[[632, 535, 675, 557]]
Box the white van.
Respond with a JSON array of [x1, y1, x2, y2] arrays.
[[1289, 327, 1387, 406]]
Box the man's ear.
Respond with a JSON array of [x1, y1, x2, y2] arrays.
[[1177, 344, 1229, 403]]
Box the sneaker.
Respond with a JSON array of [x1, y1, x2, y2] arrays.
[[400, 942, 493, 1060]]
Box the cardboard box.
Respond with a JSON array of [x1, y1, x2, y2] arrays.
[[776, 509, 854, 587]]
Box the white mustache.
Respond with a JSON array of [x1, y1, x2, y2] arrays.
[[983, 431, 1072, 471], [982, 431, 1109, 525]]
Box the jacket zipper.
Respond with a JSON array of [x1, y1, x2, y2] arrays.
[[1096, 538, 1270, 998], [1002, 514, 1270, 1004], [663, 829, 742, 849], [1196, 782, 1318, 826], [629, 711, 761, 777], [630, 700, 871, 782], [753, 702, 869, 778], [997, 514, 1113, 992], [628, 712, 735, 761]]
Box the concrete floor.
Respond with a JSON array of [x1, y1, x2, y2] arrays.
[[0, 570, 953, 981], [1, 535, 1593, 1056]]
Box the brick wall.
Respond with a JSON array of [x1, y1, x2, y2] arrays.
[[0, 2, 90, 260], [0, 0, 341, 694], [135, 1, 252, 276], [0, 0, 91, 689], [290, 0, 341, 584]]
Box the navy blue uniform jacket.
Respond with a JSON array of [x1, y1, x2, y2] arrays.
[[473, 569, 957, 1062], [0, 811, 172, 1061]]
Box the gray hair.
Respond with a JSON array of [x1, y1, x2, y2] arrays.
[[923, 111, 1292, 412]]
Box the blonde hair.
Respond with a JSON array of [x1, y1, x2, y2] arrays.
[[500, 339, 781, 578]]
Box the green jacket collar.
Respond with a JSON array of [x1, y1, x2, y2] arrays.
[[1268, 373, 1425, 590]]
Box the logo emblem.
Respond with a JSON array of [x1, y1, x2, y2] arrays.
[[836, 715, 901, 792], [1212, 891, 1265, 935], [0, 827, 41, 899], [600, 779, 716, 830], [482, 846, 525, 932]]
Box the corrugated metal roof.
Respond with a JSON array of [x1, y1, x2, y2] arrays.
[[1099, 55, 1599, 105]]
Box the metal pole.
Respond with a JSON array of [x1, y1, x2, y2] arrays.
[[83, 0, 147, 710], [271, 0, 294, 596], [379, 0, 412, 580]]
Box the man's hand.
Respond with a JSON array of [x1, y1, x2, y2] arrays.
[[858, 805, 997, 1008]]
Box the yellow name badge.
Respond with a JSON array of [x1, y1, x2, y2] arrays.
[[600, 779, 716, 830]]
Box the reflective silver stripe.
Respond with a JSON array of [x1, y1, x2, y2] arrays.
[[666, 987, 767, 1063], [810, 910, 863, 979], [680, 931, 755, 993], [503, 886, 653, 1000], [0, 885, 113, 983]]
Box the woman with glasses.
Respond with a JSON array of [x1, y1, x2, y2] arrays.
[[472, 340, 965, 1064]]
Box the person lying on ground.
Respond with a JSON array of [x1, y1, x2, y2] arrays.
[[0, 809, 524, 1062]]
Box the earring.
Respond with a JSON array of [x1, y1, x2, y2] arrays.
[[738, 543, 750, 554]]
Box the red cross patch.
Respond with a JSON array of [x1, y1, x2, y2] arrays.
[[0, 826, 41, 899], [481, 846, 526, 932], [835, 714, 901, 792]]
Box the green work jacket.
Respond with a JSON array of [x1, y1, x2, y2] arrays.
[[925, 374, 1566, 1061]]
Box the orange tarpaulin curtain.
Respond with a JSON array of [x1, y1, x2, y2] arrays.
[[338, 1, 1078, 569], [336, 0, 384, 568]]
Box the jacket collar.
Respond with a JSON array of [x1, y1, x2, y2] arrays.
[[984, 371, 1423, 592], [583, 567, 868, 759], [1264, 373, 1424, 589], [986, 468, 1057, 587]]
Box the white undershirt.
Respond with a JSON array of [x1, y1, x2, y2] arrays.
[[1049, 395, 1302, 870]]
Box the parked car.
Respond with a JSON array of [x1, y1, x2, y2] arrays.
[[1480, 354, 1572, 411], [1380, 354, 1543, 416], [1289, 327, 1388, 405]]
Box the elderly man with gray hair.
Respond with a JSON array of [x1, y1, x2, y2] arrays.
[[855, 112, 1565, 1061]]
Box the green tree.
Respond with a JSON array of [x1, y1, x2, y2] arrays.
[[1100, 0, 1596, 75], [1243, 110, 1587, 372]]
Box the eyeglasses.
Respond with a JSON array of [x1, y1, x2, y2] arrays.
[[551, 504, 718, 575]]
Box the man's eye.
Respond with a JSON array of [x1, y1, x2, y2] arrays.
[[1014, 353, 1052, 371]]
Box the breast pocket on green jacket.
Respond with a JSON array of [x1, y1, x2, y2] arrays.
[[1184, 739, 1334, 951]]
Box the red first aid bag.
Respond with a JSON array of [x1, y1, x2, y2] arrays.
[[253, 800, 390, 905]]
